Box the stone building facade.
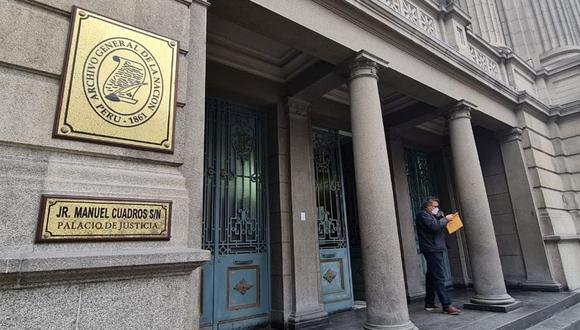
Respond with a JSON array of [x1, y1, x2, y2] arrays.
[[1, 0, 580, 329]]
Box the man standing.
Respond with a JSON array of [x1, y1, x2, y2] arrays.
[[415, 198, 461, 315]]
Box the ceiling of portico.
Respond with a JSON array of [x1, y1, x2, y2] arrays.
[[207, 3, 450, 136], [207, 14, 319, 83], [321, 85, 448, 135]]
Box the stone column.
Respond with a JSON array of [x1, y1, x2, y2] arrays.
[[349, 59, 416, 330], [496, 0, 580, 65], [459, 0, 506, 46], [389, 133, 426, 301], [447, 102, 519, 311], [498, 128, 562, 291], [286, 97, 329, 329]]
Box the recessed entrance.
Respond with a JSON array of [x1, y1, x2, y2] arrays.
[[405, 149, 453, 287], [201, 98, 270, 329], [313, 128, 355, 313]]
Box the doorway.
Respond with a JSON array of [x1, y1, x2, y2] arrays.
[[405, 148, 453, 287], [312, 128, 355, 313], [200, 98, 270, 329]]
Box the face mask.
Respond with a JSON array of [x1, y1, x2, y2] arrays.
[[431, 207, 439, 215]]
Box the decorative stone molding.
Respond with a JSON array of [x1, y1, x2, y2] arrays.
[[468, 44, 500, 77], [0, 248, 210, 289], [497, 127, 523, 144], [376, 0, 439, 38], [286, 97, 311, 119], [348, 59, 379, 81]]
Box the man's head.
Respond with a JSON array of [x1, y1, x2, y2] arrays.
[[422, 198, 440, 215]]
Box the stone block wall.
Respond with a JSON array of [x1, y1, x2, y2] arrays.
[[519, 110, 580, 290], [0, 0, 210, 328], [475, 131, 526, 285], [548, 67, 580, 106]]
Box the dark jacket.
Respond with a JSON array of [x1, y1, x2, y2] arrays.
[[415, 210, 448, 253]]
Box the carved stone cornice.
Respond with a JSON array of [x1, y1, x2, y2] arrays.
[[348, 58, 379, 82], [497, 127, 523, 144], [286, 97, 311, 119]]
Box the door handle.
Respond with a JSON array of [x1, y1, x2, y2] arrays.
[[322, 253, 336, 259], [234, 259, 253, 265]]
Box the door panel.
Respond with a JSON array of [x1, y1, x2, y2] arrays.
[[320, 248, 352, 303], [313, 129, 354, 313], [202, 98, 269, 329]]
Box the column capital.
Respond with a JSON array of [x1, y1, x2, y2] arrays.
[[286, 97, 311, 119], [348, 58, 379, 82], [445, 100, 477, 121], [497, 127, 523, 144]]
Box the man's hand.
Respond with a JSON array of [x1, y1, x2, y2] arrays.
[[445, 214, 453, 221]]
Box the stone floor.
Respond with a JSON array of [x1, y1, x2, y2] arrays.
[[324, 289, 580, 330]]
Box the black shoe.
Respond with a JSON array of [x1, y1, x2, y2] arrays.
[[425, 303, 440, 311]]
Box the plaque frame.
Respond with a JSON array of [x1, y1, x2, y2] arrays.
[[53, 6, 179, 153], [36, 195, 173, 243]]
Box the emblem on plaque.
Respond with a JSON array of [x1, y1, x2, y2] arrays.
[[54, 7, 178, 152], [104, 56, 148, 104]]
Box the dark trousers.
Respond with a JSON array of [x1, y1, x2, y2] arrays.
[[423, 251, 451, 306]]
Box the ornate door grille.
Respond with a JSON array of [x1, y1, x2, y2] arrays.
[[202, 99, 267, 256], [313, 129, 348, 249], [405, 149, 438, 248]]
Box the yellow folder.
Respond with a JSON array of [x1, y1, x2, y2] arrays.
[[446, 212, 463, 234]]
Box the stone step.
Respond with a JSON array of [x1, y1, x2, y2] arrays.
[[527, 302, 580, 330], [493, 292, 580, 330], [455, 292, 580, 330]]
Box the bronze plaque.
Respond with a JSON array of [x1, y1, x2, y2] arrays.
[[54, 7, 178, 152], [36, 195, 171, 242]]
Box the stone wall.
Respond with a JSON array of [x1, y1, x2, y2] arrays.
[[0, 0, 210, 328], [519, 109, 580, 290], [475, 130, 527, 285]]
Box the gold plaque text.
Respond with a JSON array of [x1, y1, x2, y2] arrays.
[[54, 7, 178, 152], [37, 196, 171, 242]]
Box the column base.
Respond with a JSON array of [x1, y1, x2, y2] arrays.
[[463, 300, 522, 313], [287, 309, 329, 330], [363, 320, 417, 330], [464, 293, 522, 312], [470, 293, 516, 305], [521, 280, 563, 292]]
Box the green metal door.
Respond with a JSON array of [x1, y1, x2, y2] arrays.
[[313, 128, 354, 313], [405, 149, 452, 287], [201, 98, 270, 329]]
